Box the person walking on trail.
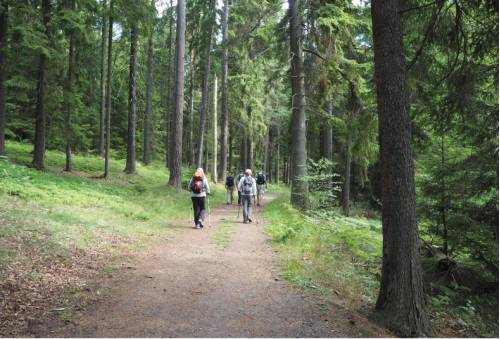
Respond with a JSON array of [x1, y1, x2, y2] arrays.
[[237, 169, 257, 224], [256, 171, 266, 206], [225, 173, 235, 204], [236, 169, 245, 205], [188, 168, 210, 229]]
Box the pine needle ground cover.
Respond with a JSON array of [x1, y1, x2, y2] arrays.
[[0, 141, 225, 335], [264, 193, 498, 337]]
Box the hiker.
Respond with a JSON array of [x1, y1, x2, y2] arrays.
[[256, 171, 266, 206], [188, 168, 210, 229], [225, 173, 235, 204], [237, 169, 257, 224], [236, 169, 245, 205]]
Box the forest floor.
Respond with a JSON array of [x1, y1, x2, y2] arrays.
[[36, 196, 389, 337]]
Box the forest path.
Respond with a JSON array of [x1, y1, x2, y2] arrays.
[[49, 195, 367, 337]]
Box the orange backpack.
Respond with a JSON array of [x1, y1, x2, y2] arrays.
[[190, 171, 204, 194]]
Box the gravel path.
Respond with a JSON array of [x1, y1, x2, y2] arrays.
[[50, 195, 383, 337]]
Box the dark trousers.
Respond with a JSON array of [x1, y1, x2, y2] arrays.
[[191, 196, 206, 225], [238, 191, 241, 205]]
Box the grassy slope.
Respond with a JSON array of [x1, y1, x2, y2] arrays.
[[0, 141, 225, 268], [264, 193, 497, 337]]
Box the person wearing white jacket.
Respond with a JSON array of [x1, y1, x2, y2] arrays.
[[188, 168, 210, 229], [237, 169, 257, 224]]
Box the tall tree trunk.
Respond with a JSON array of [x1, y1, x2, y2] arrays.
[[98, 0, 106, 157], [228, 126, 234, 173], [196, 12, 214, 168], [33, 0, 51, 170], [125, 26, 138, 174], [267, 127, 273, 182], [0, 0, 7, 156], [104, 0, 113, 178], [218, 0, 229, 181], [211, 73, 218, 182], [168, 0, 185, 188], [188, 49, 195, 165], [371, 0, 432, 335], [64, 0, 76, 172], [342, 132, 352, 216], [242, 133, 248, 169], [264, 127, 270, 176], [247, 105, 254, 170], [143, 5, 154, 165], [276, 126, 280, 185], [440, 134, 448, 256], [323, 100, 333, 173], [288, 0, 309, 209], [165, 0, 174, 168]]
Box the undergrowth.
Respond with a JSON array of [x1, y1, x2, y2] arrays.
[[264, 192, 498, 337], [0, 141, 226, 270]]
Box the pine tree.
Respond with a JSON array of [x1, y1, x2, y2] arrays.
[[168, 0, 186, 188], [371, 0, 432, 335], [288, 0, 309, 209], [33, 0, 51, 170]]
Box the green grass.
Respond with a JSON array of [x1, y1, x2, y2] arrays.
[[264, 193, 498, 337], [264, 193, 382, 304], [213, 222, 236, 250], [0, 141, 226, 270]]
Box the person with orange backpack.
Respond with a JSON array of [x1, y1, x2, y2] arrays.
[[187, 168, 211, 229]]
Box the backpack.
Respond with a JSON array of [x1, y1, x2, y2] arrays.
[[256, 173, 265, 185], [190, 171, 204, 194], [242, 176, 253, 195], [226, 176, 234, 187]]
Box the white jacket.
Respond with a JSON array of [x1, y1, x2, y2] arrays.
[[238, 176, 257, 196]]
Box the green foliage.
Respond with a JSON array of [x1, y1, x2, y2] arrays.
[[0, 141, 226, 269], [304, 158, 342, 209], [265, 193, 382, 303]]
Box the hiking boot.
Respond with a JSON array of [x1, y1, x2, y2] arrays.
[[248, 218, 252, 223], [199, 220, 204, 228]]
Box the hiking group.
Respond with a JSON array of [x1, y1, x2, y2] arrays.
[[188, 168, 267, 228]]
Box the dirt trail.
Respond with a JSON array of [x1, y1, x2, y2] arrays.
[[49, 195, 380, 337]]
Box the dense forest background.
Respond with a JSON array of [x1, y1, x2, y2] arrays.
[[0, 0, 497, 336]]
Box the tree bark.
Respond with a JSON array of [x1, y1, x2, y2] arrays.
[[342, 132, 352, 216], [288, 0, 309, 209], [247, 105, 254, 170], [125, 26, 138, 174], [33, 0, 51, 170], [104, 0, 113, 178], [188, 49, 195, 165], [0, 0, 7, 156], [64, 0, 76, 172], [228, 126, 234, 173], [211, 73, 218, 182], [276, 125, 280, 185], [143, 4, 154, 165], [323, 100, 333, 173], [168, 0, 185, 188], [98, 0, 106, 157], [371, 0, 433, 335], [196, 11, 214, 168], [165, 0, 174, 168], [218, 0, 229, 181]]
